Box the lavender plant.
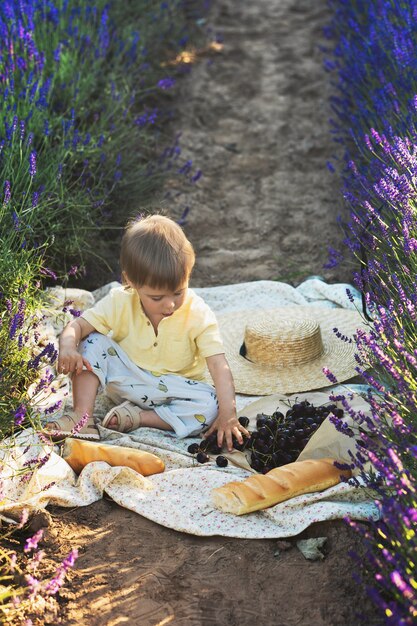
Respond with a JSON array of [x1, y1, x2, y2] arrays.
[[324, 1, 417, 623], [0, 0, 210, 272]]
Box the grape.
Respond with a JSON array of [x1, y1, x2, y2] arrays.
[[248, 398, 330, 473], [233, 439, 245, 451], [199, 432, 222, 454], [216, 455, 228, 468], [251, 459, 264, 472], [238, 416, 250, 428], [271, 451, 286, 465], [256, 414, 268, 428]]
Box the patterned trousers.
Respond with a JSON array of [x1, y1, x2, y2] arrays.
[[79, 332, 218, 438]]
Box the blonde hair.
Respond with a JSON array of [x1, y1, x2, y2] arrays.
[[120, 214, 195, 289]]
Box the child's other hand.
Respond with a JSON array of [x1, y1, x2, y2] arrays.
[[203, 414, 249, 453]]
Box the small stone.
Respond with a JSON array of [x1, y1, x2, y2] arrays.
[[296, 537, 327, 561]]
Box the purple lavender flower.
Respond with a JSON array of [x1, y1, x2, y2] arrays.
[[14, 404, 27, 426], [324, 246, 344, 269], [177, 207, 190, 226], [191, 169, 202, 183], [390, 571, 414, 601], [67, 265, 78, 276], [25, 574, 41, 598], [322, 367, 338, 384], [346, 288, 355, 303], [41, 481, 56, 492], [45, 548, 78, 595], [178, 159, 192, 175], [17, 509, 29, 529], [39, 267, 57, 280], [157, 77, 175, 90], [3, 180, 11, 205], [29, 150, 37, 177], [70, 413, 89, 435], [24, 529, 43, 553]]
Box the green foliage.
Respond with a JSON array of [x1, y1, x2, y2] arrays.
[[0, 0, 209, 432]]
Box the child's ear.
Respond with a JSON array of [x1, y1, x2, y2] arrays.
[[122, 271, 133, 290]]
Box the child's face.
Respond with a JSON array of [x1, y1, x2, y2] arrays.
[[135, 282, 188, 325]]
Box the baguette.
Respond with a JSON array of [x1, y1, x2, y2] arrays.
[[63, 438, 165, 476], [211, 458, 351, 515]]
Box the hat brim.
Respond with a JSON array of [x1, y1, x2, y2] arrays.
[[210, 306, 366, 395]]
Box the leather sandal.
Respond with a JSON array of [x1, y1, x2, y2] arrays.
[[43, 411, 100, 441], [102, 401, 142, 433]]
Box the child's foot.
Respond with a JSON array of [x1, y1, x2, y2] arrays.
[[102, 401, 142, 433], [43, 411, 100, 441]]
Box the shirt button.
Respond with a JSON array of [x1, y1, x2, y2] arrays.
[[147, 321, 151, 326], [153, 342, 158, 347]]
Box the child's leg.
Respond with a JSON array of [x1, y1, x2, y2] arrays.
[[44, 333, 109, 436], [43, 370, 100, 437], [71, 370, 100, 421]]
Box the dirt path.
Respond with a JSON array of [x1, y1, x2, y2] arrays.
[[40, 1, 380, 625], [167, 0, 351, 288]]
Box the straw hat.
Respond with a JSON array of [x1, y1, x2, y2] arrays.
[[212, 306, 366, 395]]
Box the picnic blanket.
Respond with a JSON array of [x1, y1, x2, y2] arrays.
[[0, 278, 380, 537]]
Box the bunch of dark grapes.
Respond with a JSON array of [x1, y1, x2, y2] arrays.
[[247, 400, 343, 474], [187, 416, 251, 467]]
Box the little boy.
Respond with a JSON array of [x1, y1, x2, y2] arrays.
[[46, 214, 248, 451]]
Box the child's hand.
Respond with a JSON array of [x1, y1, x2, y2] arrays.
[[203, 413, 249, 453], [58, 347, 92, 376]]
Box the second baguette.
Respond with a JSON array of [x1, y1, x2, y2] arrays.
[[211, 458, 351, 515]]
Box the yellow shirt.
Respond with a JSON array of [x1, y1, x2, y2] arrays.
[[81, 286, 224, 380]]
